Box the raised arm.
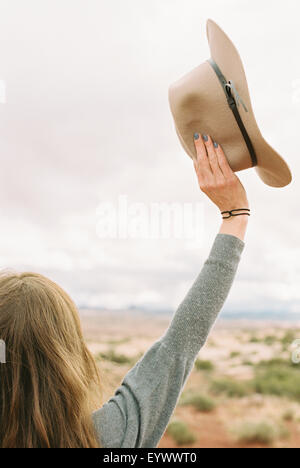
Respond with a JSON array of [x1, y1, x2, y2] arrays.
[[93, 134, 249, 448], [162, 133, 249, 356]]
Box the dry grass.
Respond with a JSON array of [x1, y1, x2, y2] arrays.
[[180, 392, 216, 412], [167, 419, 196, 446], [231, 420, 289, 445]]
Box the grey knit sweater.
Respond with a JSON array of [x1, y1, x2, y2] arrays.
[[92, 233, 245, 448]]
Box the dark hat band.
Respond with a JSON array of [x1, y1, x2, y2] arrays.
[[207, 58, 258, 167]]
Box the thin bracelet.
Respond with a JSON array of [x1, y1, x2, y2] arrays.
[[221, 208, 250, 219]]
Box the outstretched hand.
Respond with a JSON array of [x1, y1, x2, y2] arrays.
[[193, 133, 249, 212]]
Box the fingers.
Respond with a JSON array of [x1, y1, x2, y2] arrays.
[[202, 134, 224, 179], [214, 142, 234, 178], [192, 133, 247, 212], [193, 133, 213, 187], [193, 133, 236, 190], [193, 133, 211, 172]]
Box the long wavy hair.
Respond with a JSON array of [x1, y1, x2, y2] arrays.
[[0, 271, 102, 448]]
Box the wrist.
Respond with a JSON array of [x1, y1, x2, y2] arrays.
[[221, 208, 250, 219], [219, 213, 249, 241]]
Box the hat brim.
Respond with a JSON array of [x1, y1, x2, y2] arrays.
[[206, 19, 292, 187]]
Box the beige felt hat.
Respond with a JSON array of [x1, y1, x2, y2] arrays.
[[168, 19, 292, 187]]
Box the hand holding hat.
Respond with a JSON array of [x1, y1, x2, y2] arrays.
[[193, 132, 250, 241], [169, 19, 292, 188], [193, 132, 249, 213]]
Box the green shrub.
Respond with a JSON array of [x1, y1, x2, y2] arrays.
[[282, 409, 294, 422], [255, 358, 294, 369], [264, 335, 277, 346], [242, 360, 254, 366], [97, 349, 133, 365], [194, 359, 214, 371], [281, 331, 296, 346], [106, 337, 131, 345], [181, 393, 216, 412], [233, 421, 277, 445], [230, 351, 241, 359], [253, 366, 300, 401], [167, 420, 196, 446], [210, 378, 251, 398]]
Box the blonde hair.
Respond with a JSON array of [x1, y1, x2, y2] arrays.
[[0, 271, 102, 448]]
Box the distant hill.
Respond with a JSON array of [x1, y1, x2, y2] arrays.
[[78, 305, 299, 321]]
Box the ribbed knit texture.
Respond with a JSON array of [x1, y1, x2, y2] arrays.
[[92, 233, 245, 448]]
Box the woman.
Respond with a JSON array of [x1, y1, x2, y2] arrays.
[[0, 134, 249, 448]]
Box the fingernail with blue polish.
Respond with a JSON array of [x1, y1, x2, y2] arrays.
[[194, 132, 199, 140], [213, 141, 218, 148], [202, 134, 208, 142]]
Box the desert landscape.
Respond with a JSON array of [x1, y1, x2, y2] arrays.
[[81, 309, 300, 448]]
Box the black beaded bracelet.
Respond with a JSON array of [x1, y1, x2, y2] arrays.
[[221, 208, 250, 219]]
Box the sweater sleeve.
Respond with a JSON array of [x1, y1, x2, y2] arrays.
[[92, 233, 245, 448]]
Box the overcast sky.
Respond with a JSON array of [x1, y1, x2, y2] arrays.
[[0, 0, 299, 316]]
